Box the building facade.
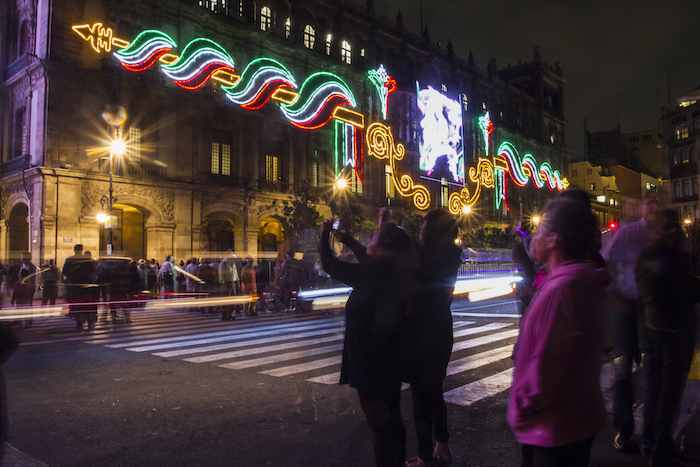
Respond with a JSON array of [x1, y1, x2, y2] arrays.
[[662, 86, 700, 223], [0, 0, 570, 266]]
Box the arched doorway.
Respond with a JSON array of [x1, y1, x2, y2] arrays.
[[8, 202, 29, 260], [205, 218, 235, 253], [259, 219, 284, 252], [99, 203, 146, 259]]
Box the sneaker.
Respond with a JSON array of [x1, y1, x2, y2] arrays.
[[613, 432, 639, 453]]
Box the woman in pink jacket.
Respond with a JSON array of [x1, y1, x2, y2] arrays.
[[508, 197, 608, 467]]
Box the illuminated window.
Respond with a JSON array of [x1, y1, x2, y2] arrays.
[[265, 154, 280, 183], [440, 178, 449, 208], [385, 165, 394, 198], [199, 0, 227, 13], [128, 127, 142, 159], [675, 124, 690, 140], [341, 40, 352, 64], [360, 48, 365, 57], [239, 0, 244, 16], [350, 170, 363, 194], [260, 6, 272, 31], [325, 33, 332, 56], [12, 106, 26, 159], [284, 17, 291, 39], [303, 25, 315, 49], [211, 142, 232, 176]]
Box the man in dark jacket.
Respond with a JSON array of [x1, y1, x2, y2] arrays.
[[636, 209, 700, 466], [63, 244, 98, 330]]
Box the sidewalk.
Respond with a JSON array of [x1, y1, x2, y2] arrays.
[[2, 443, 47, 467]]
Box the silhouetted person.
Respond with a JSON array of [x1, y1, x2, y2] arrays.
[[41, 259, 59, 306], [14, 252, 37, 307], [63, 244, 98, 330], [0, 323, 18, 461], [509, 198, 607, 467], [320, 219, 416, 467], [636, 209, 700, 466], [402, 209, 462, 467], [159, 255, 175, 295], [602, 198, 657, 452]]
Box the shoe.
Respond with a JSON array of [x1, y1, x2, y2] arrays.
[[433, 442, 452, 464], [613, 432, 638, 453], [405, 458, 427, 467]]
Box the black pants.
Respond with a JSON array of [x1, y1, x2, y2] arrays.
[[411, 381, 448, 461], [42, 285, 57, 305], [642, 330, 695, 464], [358, 387, 406, 467], [521, 438, 594, 467], [612, 300, 645, 437]]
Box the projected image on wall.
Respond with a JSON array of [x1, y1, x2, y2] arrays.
[[416, 83, 464, 184]]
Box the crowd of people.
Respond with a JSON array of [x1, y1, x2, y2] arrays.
[[323, 194, 697, 467]]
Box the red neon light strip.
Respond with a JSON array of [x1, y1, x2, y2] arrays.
[[176, 63, 235, 91], [120, 49, 170, 73]]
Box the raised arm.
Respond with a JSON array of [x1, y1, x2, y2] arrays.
[[320, 221, 374, 287]]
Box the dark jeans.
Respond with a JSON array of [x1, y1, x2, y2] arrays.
[[411, 382, 448, 461], [521, 438, 594, 467], [642, 330, 695, 464], [612, 299, 646, 437], [358, 387, 406, 467], [42, 285, 57, 305]]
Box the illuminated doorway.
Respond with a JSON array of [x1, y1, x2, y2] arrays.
[[99, 204, 146, 259], [8, 203, 29, 260]]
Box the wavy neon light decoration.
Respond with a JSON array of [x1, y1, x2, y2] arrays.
[[496, 141, 566, 192], [160, 38, 236, 91], [280, 72, 357, 130], [222, 57, 297, 110], [114, 29, 176, 72], [366, 123, 430, 210]]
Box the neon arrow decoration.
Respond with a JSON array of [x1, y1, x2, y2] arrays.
[[72, 23, 128, 53]]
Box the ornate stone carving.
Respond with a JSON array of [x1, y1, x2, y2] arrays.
[[80, 180, 175, 223], [80, 181, 101, 218]]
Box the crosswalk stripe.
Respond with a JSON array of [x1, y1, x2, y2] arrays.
[[452, 329, 519, 352], [443, 368, 513, 406], [123, 321, 344, 352], [261, 355, 343, 377], [307, 372, 340, 385], [445, 345, 513, 376], [219, 343, 345, 370], [453, 322, 511, 339], [183, 332, 345, 363]]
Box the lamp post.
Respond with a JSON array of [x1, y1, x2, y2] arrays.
[[101, 106, 128, 256]]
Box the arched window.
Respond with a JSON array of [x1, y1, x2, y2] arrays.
[[260, 6, 272, 31], [325, 33, 332, 56], [284, 17, 291, 39], [341, 40, 352, 64], [303, 25, 315, 49]]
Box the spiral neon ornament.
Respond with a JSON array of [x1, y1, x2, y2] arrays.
[[161, 38, 235, 91], [366, 123, 430, 210], [222, 57, 297, 111], [114, 29, 176, 72], [280, 72, 357, 130], [448, 158, 495, 215]]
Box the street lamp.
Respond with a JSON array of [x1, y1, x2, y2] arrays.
[[684, 218, 693, 226], [462, 205, 472, 215], [96, 212, 109, 225], [334, 177, 348, 191], [101, 105, 128, 256], [531, 214, 542, 227]]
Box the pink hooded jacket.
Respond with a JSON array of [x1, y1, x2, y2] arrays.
[[508, 262, 607, 447]]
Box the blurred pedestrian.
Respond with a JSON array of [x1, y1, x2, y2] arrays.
[[0, 323, 18, 462], [636, 209, 700, 466], [320, 219, 416, 467], [512, 222, 536, 314], [602, 198, 657, 452], [146, 259, 158, 295], [509, 198, 607, 467], [185, 258, 199, 294], [402, 209, 462, 467], [14, 252, 37, 307], [176, 259, 186, 293], [41, 259, 59, 306], [63, 244, 98, 330], [240, 258, 257, 317], [159, 255, 175, 295]]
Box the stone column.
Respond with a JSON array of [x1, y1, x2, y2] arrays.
[[146, 224, 176, 262], [29, 70, 48, 167], [246, 228, 259, 260], [0, 220, 7, 263], [233, 226, 245, 254]]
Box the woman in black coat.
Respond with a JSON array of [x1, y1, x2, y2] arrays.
[[320, 219, 416, 467], [403, 209, 462, 467]]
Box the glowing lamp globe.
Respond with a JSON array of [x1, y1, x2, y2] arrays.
[[96, 212, 109, 224], [461, 205, 472, 215], [335, 178, 348, 191], [531, 215, 541, 226], [110, 138, 127, 157]]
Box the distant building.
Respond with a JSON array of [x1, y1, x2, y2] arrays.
[[584, 123, 666, 178], [661, 86, 700, 223], [568, 161, 661, 227]]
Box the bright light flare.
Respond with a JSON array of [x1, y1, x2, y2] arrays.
[[334, 177, 348, 191], [96, 212, 109, 224], [462, 205, 472, 215], [531, 214, 541, 226], [684, 218, 693, 226], [110, 137, 127, 157]]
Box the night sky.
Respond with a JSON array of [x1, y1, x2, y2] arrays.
[[362, 0, 700, 156]]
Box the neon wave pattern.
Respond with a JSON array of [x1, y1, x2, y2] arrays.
[[114, 30, 176, 73], [161, 38, 235, 91], [222, 58, 297, 111], [280, 72, 357, 130], [496, 142, 566, 192]]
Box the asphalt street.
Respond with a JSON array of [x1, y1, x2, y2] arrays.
[[1, 298, 680, 466]]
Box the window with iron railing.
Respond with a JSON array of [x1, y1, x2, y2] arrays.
[[260, 6, 272, 31], [265, 154, 280, 183], [341, 40, 352, 65], [303, 25, 315, 49], [211, 142, 232, 176]]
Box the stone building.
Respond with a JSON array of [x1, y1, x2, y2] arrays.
[[0, 0, 569, 266]]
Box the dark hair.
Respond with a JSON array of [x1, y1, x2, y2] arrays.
[[543, 197, 599, 261], [652, 209, 683, 244], [74, 244, 84, 253], [375, 223, 412, 254], [423, 208, 458, 249], [560, 188, 592, 210]]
